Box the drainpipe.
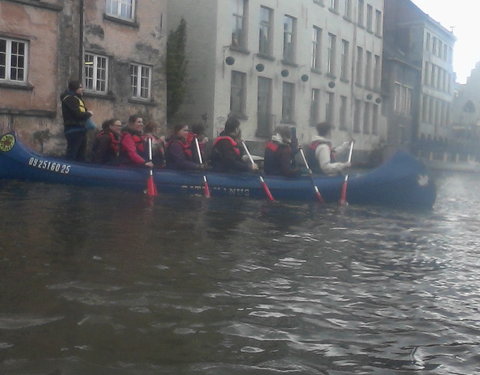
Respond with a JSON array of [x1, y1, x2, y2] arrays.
[[79, 0, 85, 80], [350, 3, 358, 134]]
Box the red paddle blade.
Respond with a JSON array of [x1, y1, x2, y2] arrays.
[[147, 175, 158, 197], [339, 181, 348, 205], [204, 181, 211, 198], [315, 190, 325, 204], [261, 181, 275, 201], [312, 185, 325, 204]]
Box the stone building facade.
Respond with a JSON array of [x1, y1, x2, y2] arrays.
[[168, 0, 386, 160], [0, 0, 167, 155], [449, 65, 480, 163], [383, 0, 455, 159]]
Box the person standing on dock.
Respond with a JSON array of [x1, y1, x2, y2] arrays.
[[60, 80, 94, 161]]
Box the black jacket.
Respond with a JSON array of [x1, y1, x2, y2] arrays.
[[60, 90, 91, 132]]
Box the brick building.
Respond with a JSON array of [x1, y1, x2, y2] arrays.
[[0, 0, 167, 155]]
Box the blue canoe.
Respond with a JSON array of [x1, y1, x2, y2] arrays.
[[0, 132, 436, 208]]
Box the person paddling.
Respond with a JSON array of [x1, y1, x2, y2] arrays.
[[307, 122, 351, 176], [210, 116, 258, 173], [119, 114, 153, 168], [165, 124, 203, 170], [91, 118, 122, 165], [143, 121, 166, 168], [264, 125, 301, 177]]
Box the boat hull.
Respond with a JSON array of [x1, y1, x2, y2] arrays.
[[0, 132, 436, 208]]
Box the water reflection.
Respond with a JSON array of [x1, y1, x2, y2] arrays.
[[0, 173, 479, 374]]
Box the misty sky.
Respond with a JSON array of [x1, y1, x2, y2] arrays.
[[411, 0, 480, 83]]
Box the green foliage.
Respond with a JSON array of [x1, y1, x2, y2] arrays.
[[167, 18, 188, 121]]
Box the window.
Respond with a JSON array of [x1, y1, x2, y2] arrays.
[[259, 6, 273, 56], [357, 0, 364, 26], [130, 63, 151, 99], [0, 38, 28, 83], [325, 92, 335, 125], [339, 95, 347, 130], [257, 77, 272, 137], [344, 0, 352, 19], [394, 82, 412, 115], [375, 10, 382, 36], [440, 101, 446, 127], [84, 53, 108, 93], [353, 99, 362, 133], [355, 46, 363, 85], [372, 104, 378, 135], [363, 101, 370, 134], [430, 65, 436, 87], [365, 51, 372, 89], [423, 61, 430, 85], [329, 0, 338, 12], [312, 26, 322, 70], [374, 54, 381, 90], [282, 82, 295, 123], [106, 0, 135, 21], [422, 94, 428, 122], [340, 39, 349, 80], [232, 0, 247, 49], [427, 96, 435, 124], [283, 15, 296, 63], [425, 32, 431, 51], [366, 4, 373, 32], [310, 89, 321, 126], [230, 71, 246, 115], [327, 33, 336, 76]]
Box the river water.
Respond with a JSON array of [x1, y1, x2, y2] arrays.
[[0, 171, 479, 375]]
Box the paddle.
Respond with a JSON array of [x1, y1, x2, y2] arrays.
[[194, 137, 211, 198], [339, 141, 354, 206], [146, 137, 158, 197], [241, 141, 275, 202], [299, 147, 325, 203]]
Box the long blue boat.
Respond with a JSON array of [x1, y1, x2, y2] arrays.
[[0, 132, 435, 208]]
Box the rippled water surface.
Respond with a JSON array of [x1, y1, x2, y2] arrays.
[[0, 172, 479, 374]]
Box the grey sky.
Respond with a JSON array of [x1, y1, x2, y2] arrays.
[[411, 0, 480, 83]]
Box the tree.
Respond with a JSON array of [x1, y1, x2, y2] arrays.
[[167, 18, 188, 122]]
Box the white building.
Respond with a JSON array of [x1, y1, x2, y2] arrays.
[[168, 0, 386, 158]]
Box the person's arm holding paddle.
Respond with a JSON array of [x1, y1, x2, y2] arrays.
[[122, 133, 153, 167], [316, 143, 350, 176]]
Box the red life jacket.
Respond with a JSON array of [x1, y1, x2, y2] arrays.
[[96, 130, 120, 156], [307, 140, 335, 173], [131, 134, 145, 154], [167, 137, 193, 159], [309, 140, 335, 161], [265, 141, 279, 153], [213, 136, 241, 156]]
